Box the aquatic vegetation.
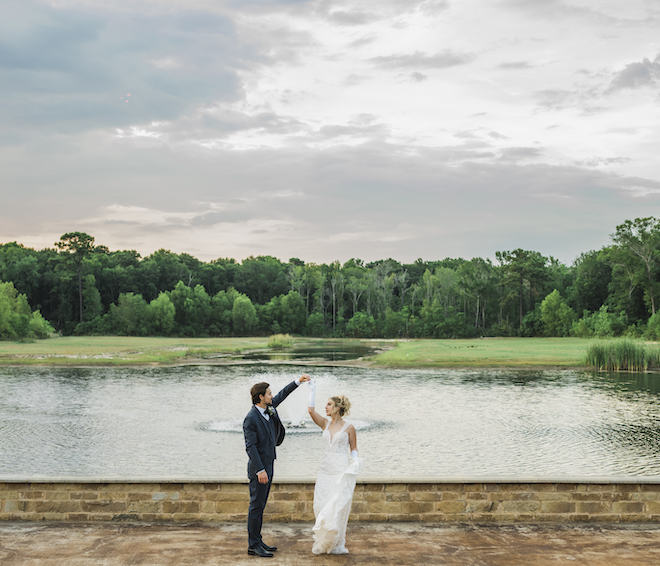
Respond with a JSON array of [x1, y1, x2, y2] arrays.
[[586, 339, 660, 371], [268, 333, 293, 350]]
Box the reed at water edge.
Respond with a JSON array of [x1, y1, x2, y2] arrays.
[[586, 339, 660, 371], [267, 333, 294, 350]]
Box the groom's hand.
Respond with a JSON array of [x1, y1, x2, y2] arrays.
[[300, 374, 311, 383], [257, 471, 269, 484]]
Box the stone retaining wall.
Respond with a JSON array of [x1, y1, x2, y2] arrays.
[[2, 479, 660, 523]]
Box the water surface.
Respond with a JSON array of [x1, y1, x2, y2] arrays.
[[1, 366, 659, 478]]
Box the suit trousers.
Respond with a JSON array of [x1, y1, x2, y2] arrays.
[[247, 462, 274, 548]]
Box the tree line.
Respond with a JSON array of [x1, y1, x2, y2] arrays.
[[1, 217, 660, 341]]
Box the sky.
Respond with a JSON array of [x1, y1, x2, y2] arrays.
[[1, 0, 659, 265]]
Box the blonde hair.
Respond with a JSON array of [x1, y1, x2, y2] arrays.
[[330, 395, 351, 417]]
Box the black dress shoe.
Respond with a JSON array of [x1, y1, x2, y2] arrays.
[[247, 546, 273, 558], [261, 542, 278, 552]]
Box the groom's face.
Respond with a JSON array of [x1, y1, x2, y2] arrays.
[[260, 387, 273, 406]]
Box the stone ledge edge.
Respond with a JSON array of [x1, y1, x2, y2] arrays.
[[2, 476, 660, 484]]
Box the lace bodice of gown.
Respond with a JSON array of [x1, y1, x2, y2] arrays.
[[319, 421, 351, 474]]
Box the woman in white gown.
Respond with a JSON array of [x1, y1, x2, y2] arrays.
[[307, 381, 363, 555]]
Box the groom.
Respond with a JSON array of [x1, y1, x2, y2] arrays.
[[243, 374, 310, 557]]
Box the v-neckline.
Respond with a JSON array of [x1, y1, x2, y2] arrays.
[[328, 421, 347, 443]]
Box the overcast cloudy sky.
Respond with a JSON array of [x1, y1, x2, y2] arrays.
[[1, 0, 659, 264]]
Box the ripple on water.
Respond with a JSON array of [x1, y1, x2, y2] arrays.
[[198, 418, 376, 434]]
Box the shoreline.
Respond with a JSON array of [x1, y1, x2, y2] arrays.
[[4, 358, 660, 373], [0, 357, 593, 370], [0, 336, 647, 371]]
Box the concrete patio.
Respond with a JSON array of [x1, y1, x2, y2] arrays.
[[1, 521, 659, 565]]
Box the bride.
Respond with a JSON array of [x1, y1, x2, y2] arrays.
[[306, 380, 363, 555]]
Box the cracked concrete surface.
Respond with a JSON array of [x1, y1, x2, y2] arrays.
[[1, 522, 660, 565]]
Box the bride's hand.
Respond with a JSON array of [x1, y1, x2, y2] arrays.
[[307, 380, 316, 392]]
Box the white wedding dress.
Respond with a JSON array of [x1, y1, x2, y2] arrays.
[[312, 420, 364, 555]]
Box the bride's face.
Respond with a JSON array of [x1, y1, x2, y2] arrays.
[[325, 400, 338, 417]]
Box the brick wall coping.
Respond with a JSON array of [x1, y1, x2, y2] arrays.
[[4, 476, 660, 523], [3, 475, 660, 484]]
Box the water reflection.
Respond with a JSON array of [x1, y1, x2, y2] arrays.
[[0, 366, 659, 478], [598, 371, 660, 395], [227, 343, 378, 362]]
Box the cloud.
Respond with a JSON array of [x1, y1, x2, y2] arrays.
[[5, 122, 657, 262], [533, 87, 606, 115], [499, 61, 533, 70], [616, 174, 660, 197], [532, 51, 660, 114], [90, 205, 204, 226], [409, 71, 428, 82], [417, 0, 451, 14], [574, 156, 632, 167], [534, 89, 578, 111], [498, 147, 544, 161], [344, 73, 370, 86], [110, 104, 393, 150], [328, 10, 374, 26], [0, 1, 261, 138], [454, 130, 481, 140], [320, 0, 449, 25], [369, 50, 476, 70], [312, 120, 390, 144], [348, 35, 378, 49], [504, 0, 641, 24], [607, 53, 660, 92], [224, 0, 317, 8]]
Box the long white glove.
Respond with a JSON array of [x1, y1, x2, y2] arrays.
[[351, 450, 359, 461], [307, 380, 316, 408]]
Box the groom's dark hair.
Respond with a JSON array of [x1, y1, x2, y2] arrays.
[[251, 382, 270, 405]]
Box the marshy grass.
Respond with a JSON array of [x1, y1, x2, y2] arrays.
[[586, 339, 660, 371], [267, 334, 293, 350], [0, 336, 270, 365]]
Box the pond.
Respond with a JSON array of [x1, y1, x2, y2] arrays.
[[214, 342, 380, 362], [1, 365, 660, 478]]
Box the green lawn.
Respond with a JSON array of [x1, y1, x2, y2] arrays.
[[371, 338, 591, 368], [0, 336, 592, 367]]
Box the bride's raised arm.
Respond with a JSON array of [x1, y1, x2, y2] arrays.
[[306, 380, 326, 428]]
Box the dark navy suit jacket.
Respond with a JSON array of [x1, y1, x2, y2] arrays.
[[243, 380, 299, 480]]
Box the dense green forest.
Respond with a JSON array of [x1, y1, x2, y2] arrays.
[[1, 218, 660, 341]]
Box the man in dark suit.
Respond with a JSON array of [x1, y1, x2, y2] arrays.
[[243, 374, 310, 557]]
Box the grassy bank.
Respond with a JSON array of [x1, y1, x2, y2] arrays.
[[0, 336, 594, 368], [0, 336, 271, 365], [371, 337, 592, 368]]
